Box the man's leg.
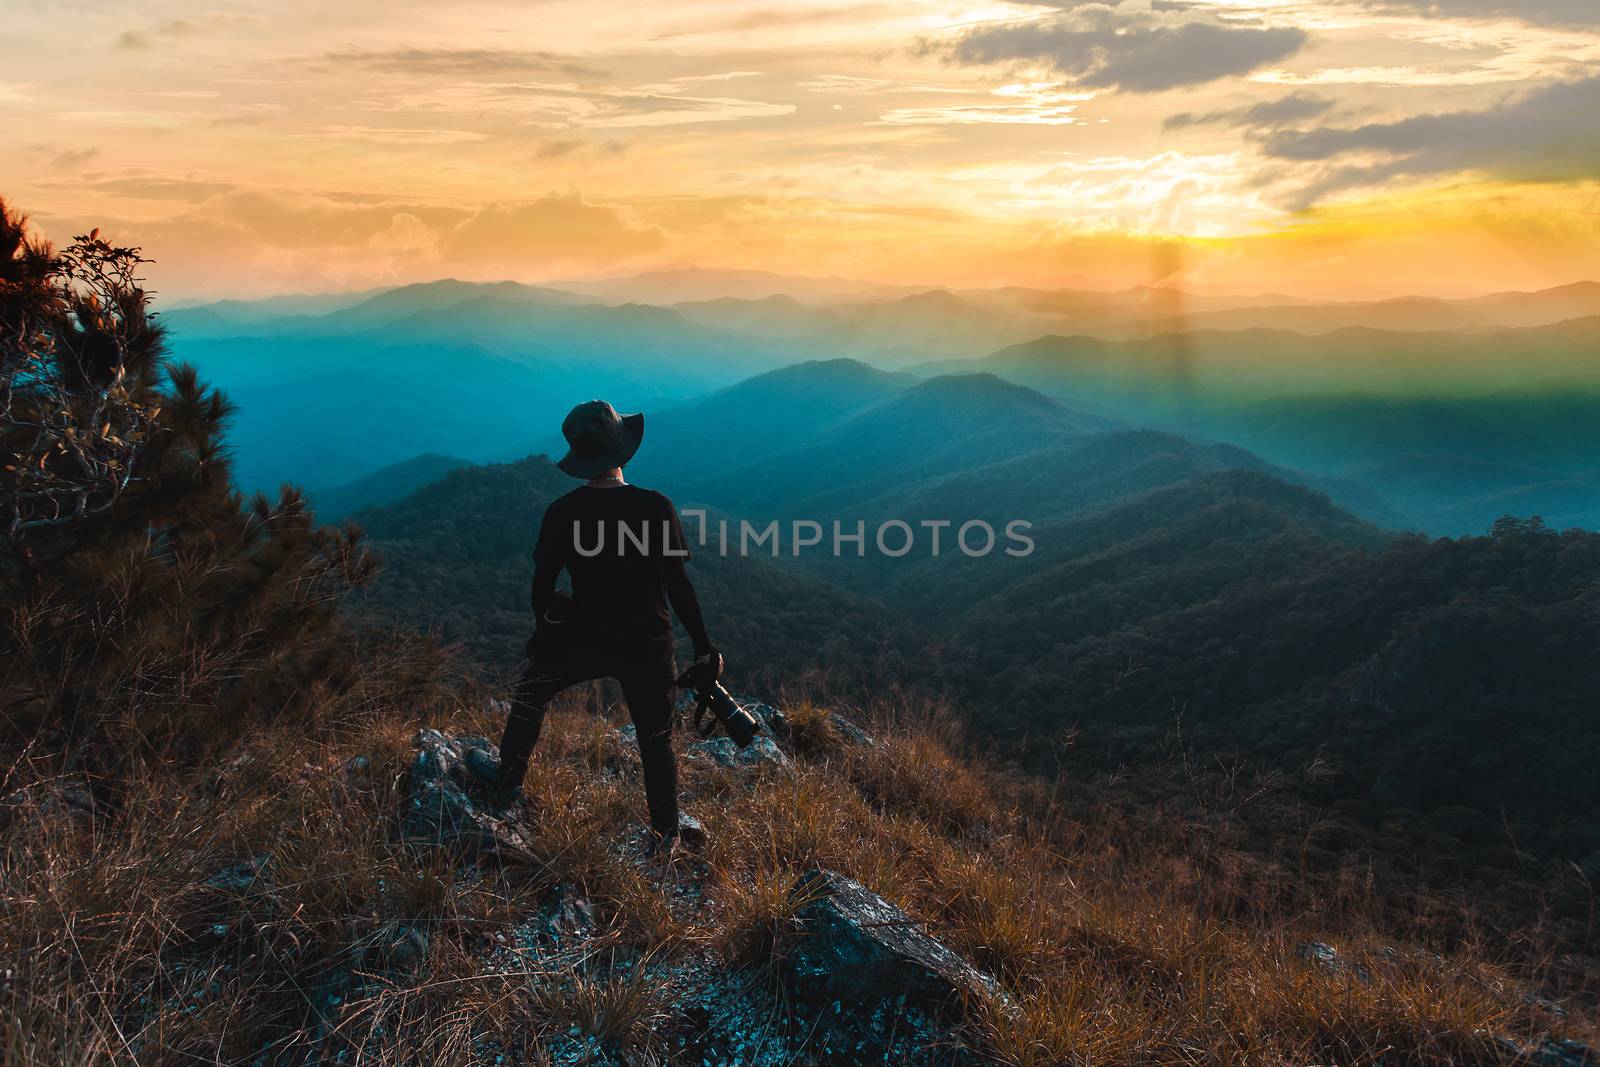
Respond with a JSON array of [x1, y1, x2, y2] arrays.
[[491, 660, 584, 797], [618, 664, 680, 836]]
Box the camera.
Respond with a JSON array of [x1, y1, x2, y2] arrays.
[[676, 654, 762, 748]]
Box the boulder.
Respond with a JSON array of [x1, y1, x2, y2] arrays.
[[829, 711, 876, 748], [786, 868, 1004, 1016], [731, 694, 876, 749], [402, 729, 535, 857], [207, 854, 271, 895], [734, 696, 790, 739], [1510, 1038, 1600, 1067], [356, 921, 431, 974], [686, 733, 792, 771], [1295, 941, 1373, 983]]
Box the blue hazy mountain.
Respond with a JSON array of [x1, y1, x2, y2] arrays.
[[162, 281, 816, 491], [676, 373, 1108, 516], [1139, 280, 1600, 335], [307, 452, 472, 522], [932, 318, 1600, 534], [166, 274, 1600, 534]]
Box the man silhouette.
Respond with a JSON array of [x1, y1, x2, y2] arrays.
[[471, 400, 718, 847]]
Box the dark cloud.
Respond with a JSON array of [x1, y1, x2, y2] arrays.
[[319, 47, 605, 81], [84, 176, 238, 202], [535, 138, 585, 160], [1165, 92, 1336, 131], [944, 10, 1308, 93], [1264, 77, 1600, 206], [116, 15, 255, 50], [49, 146, 100, 171], [1354, 0, 1599, 27]]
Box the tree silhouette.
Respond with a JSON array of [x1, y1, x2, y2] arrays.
[[1, 198, 379, 778]]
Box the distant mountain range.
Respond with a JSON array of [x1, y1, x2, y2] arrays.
[[161, 275, 1600, 535], [341, 353, 1600, 869]]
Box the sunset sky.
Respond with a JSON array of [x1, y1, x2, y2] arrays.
[[4, 0, 1598, 300]]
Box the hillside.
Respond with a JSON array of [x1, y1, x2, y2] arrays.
[[679, 373, 1105, 516], [308, 452, 473, 522], [944, 514, 1600, 862], [15, 663, 1598, 1063], [350, 455, 933, 679], [343, 429, 1600, 890]]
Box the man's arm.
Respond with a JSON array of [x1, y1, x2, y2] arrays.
[[531, 555, 560, 618], [661, 495, 715, 656], [530, 506, 562, 617], [664, 558, 715, 656]]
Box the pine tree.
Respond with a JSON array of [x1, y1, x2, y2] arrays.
[[1, 198, 379, 781]]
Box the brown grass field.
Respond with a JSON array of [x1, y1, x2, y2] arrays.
[[2, 646, 1595, 1065]]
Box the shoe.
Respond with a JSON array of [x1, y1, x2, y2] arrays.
[[648, 830, 681, 861], [657, 811, 706, 851], [465, 746, 523, 812]]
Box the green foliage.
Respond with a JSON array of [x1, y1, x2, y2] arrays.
[[0, 199, 380, 773], [348, 457, 931, 689], [951, 505, 1600, 867]]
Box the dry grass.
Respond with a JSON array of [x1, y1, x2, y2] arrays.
[[1, 661, 1594, 1065]]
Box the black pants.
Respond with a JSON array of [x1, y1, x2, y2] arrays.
[[498, 655, 679, 834]]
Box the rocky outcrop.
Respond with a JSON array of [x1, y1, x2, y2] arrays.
[[788, 868, 1003, 1010], [1491, 1037, 1600, 1067], [736, 695, 876, 749], [686, 732, 792, 770], [402, 729, 535, 857]]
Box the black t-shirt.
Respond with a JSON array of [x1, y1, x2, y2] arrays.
[[534, 485, 699, 661]]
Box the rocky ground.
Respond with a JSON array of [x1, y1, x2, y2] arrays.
[[6, 687, 1598, 1065], [395, 703, 1005, 1066]]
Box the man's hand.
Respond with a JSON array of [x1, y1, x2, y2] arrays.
[[694, 649, 723, 682]]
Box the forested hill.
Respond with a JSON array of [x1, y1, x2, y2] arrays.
[[351, 446, 1600, 873], [941, 514, 1600, 861], [349, 456, 933, 684]]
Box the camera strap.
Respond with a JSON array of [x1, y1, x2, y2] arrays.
[[692, 689, 719, 738]]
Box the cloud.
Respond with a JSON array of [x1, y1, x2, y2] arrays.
[[1252, 65, 1534, 88], [361, 81, 794, 130], [943, 10, 1309, 93], [1165, 92, 1336, 131], [1351, 0, 1600, 28], [634, 72, 764, 94], [315, 125, 488, 145], [1264, 76, 1600, 205], [879, 104, 1085, 125], [53, 188, 669, 296], [651, 4, 901, 40], [318, 47, 605, 81], [83, 176, 237, 202], [582, 96, 794, 129], [880, 83, 1095, 125], [535, 138, 585, 159], [49, 146, 100, 171], [443, 194, 666, 269], [115, 14, 261, 50]]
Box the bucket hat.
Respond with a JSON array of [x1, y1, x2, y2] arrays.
[[556, 400, 644, 479]]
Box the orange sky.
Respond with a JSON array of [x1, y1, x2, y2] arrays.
[[3, 0, 1597, 300]]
